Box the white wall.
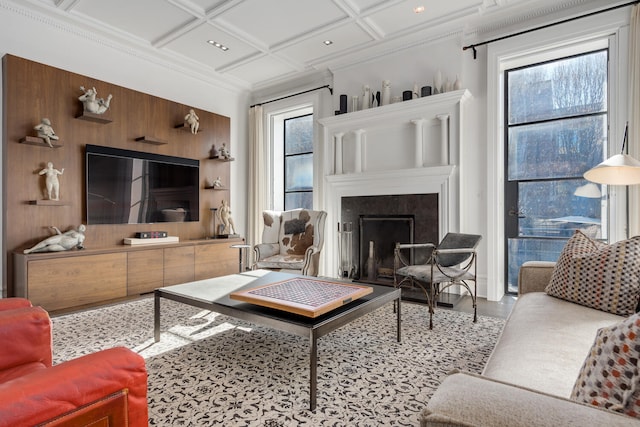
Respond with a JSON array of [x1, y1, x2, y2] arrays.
[[0, 5, 249, 290]]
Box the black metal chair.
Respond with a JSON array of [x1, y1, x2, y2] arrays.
[[393, 233, 482, 329]]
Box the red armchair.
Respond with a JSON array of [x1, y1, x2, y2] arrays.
[[0, 298, 148, 426]]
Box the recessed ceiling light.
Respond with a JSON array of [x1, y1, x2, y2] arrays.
[[207, 40, 229, 51], [323, 40, 333, 46], [413, 6, 425, 14]]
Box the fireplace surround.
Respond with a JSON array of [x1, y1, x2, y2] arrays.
[[319, 90, 470, 281], [340, 194, 438, 283]]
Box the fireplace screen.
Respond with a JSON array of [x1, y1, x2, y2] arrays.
[[359, 215, 414, 283]]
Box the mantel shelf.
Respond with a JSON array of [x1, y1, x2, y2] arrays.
[[318, 89, 471, 130], [135, 136, 168, 145], [76, 111, 113, 124], [174, 123, 202, 133], [28, 199, 69, 206], [19, 136, 62, 148]]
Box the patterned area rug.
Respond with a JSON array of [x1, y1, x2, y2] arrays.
[[51, 296, 504, 426]]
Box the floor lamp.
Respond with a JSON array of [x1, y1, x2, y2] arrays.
[[583, 123, 640, 238], [584, 123, 640, 185]]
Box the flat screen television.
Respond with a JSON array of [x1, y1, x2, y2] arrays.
[[86, 144, 200, 224]]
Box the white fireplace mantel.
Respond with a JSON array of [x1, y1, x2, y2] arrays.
[[318, 90, 471, 278]]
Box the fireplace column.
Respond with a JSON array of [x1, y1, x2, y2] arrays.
[[334, 132, 344, 174], [437, 114, 450, 165], [354, 129, 365, 173], [411, 119, 425, 168]]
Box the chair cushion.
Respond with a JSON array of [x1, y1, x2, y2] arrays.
[[396, 265, 475, 284], [278, 210, 318, 256], [545, 230, 640, 316], [255, 254, 304, 270], [261, 210, 282, 244], [571, 312, 640, 418]]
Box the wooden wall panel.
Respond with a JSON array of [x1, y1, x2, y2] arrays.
[[2, 55, 232, 296]]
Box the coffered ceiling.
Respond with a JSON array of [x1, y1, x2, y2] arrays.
[[7, 0, 613, 91]]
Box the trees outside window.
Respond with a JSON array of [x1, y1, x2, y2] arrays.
[[505, 49, 608, 293]]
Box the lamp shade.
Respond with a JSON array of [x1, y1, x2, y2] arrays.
[[574, 182, 602, 198], [583, 154, 640, 185]]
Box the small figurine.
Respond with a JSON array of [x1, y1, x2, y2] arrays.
[[209, 144, 219, 159], [217, 200, 236, 235], [38, 161, 64, 200], [24, 225, 86, 254], [33, 118, 59, 148], [79, 86, 112, 114], [211, 176, 223, 188], [184, 109, 199, 134], [219, 143, 234, 160]]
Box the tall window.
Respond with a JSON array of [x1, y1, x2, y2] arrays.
[[504, 49, 609, 293], [283, 113, 313, 210]]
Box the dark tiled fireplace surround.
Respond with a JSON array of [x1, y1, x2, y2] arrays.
[[341, 194, 439, 284]]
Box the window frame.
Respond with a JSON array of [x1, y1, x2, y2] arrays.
[[503, 48, 610, 294], [283, 113, 314, 210], [485, 9, 629, 302]]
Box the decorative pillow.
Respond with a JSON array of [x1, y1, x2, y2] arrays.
[[571, 312, 640, 418], [545, 230, 640, 316], [279, 210, 317, 256]]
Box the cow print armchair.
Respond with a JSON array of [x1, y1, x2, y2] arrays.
[[253, 209, 327, 276]]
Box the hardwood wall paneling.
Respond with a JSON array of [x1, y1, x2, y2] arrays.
[[127, 248, 164, 295], [2, 55, 232, 296], [26, 253, 127, 311], [163, 246, 194, 286], [194, 239, 241, 280]]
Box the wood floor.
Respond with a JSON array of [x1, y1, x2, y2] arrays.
[[401, 293, 517, 320], [450, 294, 517, 319]]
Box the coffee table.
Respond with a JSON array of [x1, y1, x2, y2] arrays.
[[154, 269, 401, 410]]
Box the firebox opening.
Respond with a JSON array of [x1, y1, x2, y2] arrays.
[[358, 215, 414, 284]]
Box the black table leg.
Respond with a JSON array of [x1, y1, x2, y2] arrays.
[[154, 291, 161, 342], [396, 296, 401, 342], [310, 331, 318, 411]]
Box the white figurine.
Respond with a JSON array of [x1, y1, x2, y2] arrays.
[[212, 176, 223, 188], [219, 143, 233, 160], [79, 86, 112, 114], [33, 118, 59, 148], [217, 200, 236, 235], [38, 161, 64, 200], [184, 109, 199, 134], [24, 225, 86, 254], [381, 80, 391, 105]]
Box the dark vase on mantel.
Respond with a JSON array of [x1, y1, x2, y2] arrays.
[[339, 94, 348, 114]]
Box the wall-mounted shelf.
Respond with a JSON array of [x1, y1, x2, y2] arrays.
[[76, 112, 112, 124], [28, 200, 69, 206], [19, 136, 62, 148], [205, 186, 228, 190], [135, 136, 168, 145], [174, 123, 202, 133], [209, 156, 234, 162]]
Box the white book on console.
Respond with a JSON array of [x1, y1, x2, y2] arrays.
[[123, 236, 179, 245]]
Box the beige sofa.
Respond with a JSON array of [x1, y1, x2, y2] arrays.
[[420, 261, 640, 426]]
